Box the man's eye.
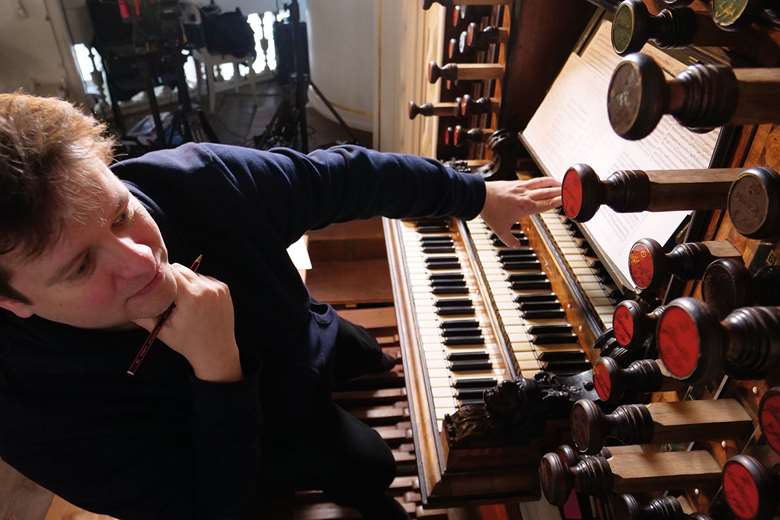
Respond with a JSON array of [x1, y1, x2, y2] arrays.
[[71, 255, 93, 280], [113, 209, 130, 226]]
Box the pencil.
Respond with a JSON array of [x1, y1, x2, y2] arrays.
[[126, 254, 203, 376]]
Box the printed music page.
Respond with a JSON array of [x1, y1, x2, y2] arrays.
[[523, 21, 720, 290]]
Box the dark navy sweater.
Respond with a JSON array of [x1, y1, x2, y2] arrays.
[[0, 143, 485, 519]]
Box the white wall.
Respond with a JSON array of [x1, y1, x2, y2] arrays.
[[0, 0, 85, 102], [305, 0, 375, 132]]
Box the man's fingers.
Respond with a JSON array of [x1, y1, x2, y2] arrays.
[[522, 176, 561, 189], [528, 187, 562, 201], [172, 263, 199, 282], [497, 230, 523, 249], [540, 196, 562, 210]]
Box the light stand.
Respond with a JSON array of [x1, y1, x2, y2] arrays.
[[255, 0, 357, 151]]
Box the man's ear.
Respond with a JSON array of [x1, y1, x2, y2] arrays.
[[0, 297, 34, 318]]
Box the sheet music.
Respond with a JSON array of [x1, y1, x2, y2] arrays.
[[524, 21, 720, 289]]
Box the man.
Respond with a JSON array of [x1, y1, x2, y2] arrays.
[[0, 93, 561, 519]]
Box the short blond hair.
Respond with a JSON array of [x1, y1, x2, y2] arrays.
[[0, 93, 116, 301]]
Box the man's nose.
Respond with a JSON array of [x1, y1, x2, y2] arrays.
[[109, 237, 156, 278]]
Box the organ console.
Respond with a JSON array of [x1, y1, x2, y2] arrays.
[[560, 163, 741, 222], [627, 238, 741, 292], [607, 53, 780, 140], [383, 0, 780, 516], [611, 0, 741, 56]]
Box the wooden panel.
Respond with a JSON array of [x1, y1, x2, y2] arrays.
[[499, 0, 598, 131], [306, 258, 393, 306]]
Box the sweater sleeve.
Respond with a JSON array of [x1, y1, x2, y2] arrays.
[[0, 364, 260, 520], [201, 143, 487, 246]]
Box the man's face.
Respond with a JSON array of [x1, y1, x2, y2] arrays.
[[1, 161, 177, 329]]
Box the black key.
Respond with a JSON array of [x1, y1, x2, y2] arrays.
[[514, 294, 558, 303], [531, 333, 579, 345], [420, 236, 453, 244], [507, 273, 548, 283], [448, 351, 489, 362], [450, 359, 492, 371], [421, 240, 454, 249], [442, 328, 481, 337], [426, 256, 459, 264], [456, 388, 488, 401], [433, 286, 469, 295], [497, 248, 535, 258], [511, 222, 523, 230], [423, 246, 456, 254], [431, 279, 466, 287], [490, 232, 527, 241], [527, 324, 573, 335], [521, 309, 566, 319], [427, 262, 461, 270], [458, 398, 487, 406], [503, 260, 542, 271], [435, 298, 472, 308], [430, 273, 464, 281], [511, 280, 552, 291], [519, 302, 562, 311], [444, 336, 485, 346], [586, 258, 603, 269], [418, 225, 450, 233], [493, 237, 530, 247], [453, 377, 496, 388], [436, 306, 475, 316], [441, 319, 479, 330]]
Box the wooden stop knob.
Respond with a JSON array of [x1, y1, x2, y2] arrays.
[[727, 167, 780, 240], [610, 494, 688, 519], [760, 387, 780, 456], [561, 163, 602, 221], [722, 454, 779, 520], [657, 297, 723, 383]]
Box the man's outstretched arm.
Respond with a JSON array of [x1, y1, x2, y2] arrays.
[[200, 143, 561, 247]]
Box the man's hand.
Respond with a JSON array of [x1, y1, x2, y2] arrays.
[[133, 264, 243, 383], [480, 177, 562, 248]]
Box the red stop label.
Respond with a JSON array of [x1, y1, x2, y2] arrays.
[[723, 461, 760, 520], [657, 306, 700, 379], [562, 169, 583, 219], [629, 242, 654, 289], [760, 392, 780, 456], [613, 304, 635, 347], [594, 361, 612, 402]]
